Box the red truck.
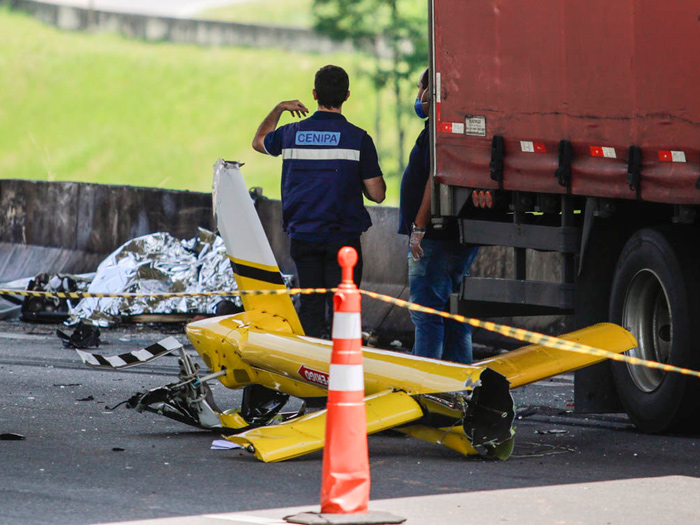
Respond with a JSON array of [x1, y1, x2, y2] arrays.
[[428, 0, 700, 432]]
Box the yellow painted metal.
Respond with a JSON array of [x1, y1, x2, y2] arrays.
[[476, 323, 637, 388], [230, 256, 305, 335], [226, 410, 326, 463], [226, 390, 424, 463], [186, 314, 251, 390], [242, 331, 486, 397], [186, 311, 319, 392], [398, 423, 514, 459], [397, 424, 478, 456], [187, 313, 487, 397], [250, 369, 328, 399], [219, 410, 250, 430]]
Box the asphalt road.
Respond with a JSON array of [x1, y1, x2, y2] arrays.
[[1, 319, 699, 524]]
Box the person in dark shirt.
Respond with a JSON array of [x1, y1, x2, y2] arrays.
[[398, 67, 479, 363], [252, 65, 386, 338]]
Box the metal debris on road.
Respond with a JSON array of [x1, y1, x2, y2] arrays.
[[510, 442, 576, 459], [76, 395, 95, 402], [211, 439, 243, 450], [0, 433, 26, 441], [21, 273, 92, 323], [57, 322, 101, 349]]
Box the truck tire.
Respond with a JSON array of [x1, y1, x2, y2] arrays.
[[609, 226, 700, 433], [574, 225, 629, 413]]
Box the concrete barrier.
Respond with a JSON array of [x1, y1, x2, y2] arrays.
[[4, 0, 355, 54], [0, 178, 567, 344], [0, 179, 413, 338]]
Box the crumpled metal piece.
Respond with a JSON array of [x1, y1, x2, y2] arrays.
[[21, 273, 92, 323], [0, 433, 26, 441], [68, 228, 240, 326], [57, 322, 101, 349]]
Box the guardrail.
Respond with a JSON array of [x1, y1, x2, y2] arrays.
[[3, 0, 356, 53]]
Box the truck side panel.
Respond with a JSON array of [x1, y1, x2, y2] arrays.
[[433, 0, 700, 205]]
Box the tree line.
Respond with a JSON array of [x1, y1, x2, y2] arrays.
[[313, 0, 428, 174]]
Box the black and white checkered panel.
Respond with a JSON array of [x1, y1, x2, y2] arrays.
[[75, 337, 182, 369]]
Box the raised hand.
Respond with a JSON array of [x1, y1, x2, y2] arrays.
[[278, 100, 309, 119]]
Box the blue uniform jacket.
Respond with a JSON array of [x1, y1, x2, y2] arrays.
[[264, 112, 382, 240]]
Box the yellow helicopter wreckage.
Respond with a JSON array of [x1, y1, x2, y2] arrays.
[[76, 160, 637, 462]]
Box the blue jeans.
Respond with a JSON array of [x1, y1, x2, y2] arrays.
[[408, 239, 479, 364]]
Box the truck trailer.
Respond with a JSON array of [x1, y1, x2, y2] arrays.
[[427, 0, 700, 432]]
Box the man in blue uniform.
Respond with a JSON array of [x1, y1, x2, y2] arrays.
[[252, 65, 386, 338], [398, 67, 479, 363]]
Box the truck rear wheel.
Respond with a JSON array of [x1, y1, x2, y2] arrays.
[[609, 226, 700, 433]]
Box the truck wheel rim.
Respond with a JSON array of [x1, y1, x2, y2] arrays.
[[622, 269, 672, 393]]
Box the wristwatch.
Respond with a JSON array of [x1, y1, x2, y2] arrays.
[[411, 222, 426, 233]]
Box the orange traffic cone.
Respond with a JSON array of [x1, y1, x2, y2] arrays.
[[285, 247, 404, 525], [321, 246, 370, 514]]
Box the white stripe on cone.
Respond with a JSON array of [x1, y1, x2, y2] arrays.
[[328, 364, 365, 392], [332, 312, 362, 339]]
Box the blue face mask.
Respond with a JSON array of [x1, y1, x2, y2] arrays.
[[414, 97, 428, 119]]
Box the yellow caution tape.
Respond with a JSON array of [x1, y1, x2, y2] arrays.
[[0, 288, 332, 299], [3, 287, 699, 379], [359, 289, 700, 380]]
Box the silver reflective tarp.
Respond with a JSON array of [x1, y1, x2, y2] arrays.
[[69, 228, 240, 326]]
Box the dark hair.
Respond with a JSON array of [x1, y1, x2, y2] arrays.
[[315, 65, 349, 109], [419, 67, 430, 89]]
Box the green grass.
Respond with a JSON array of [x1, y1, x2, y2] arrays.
[[0, 9, 423, 204], [199, 0, 314, 28], [198, 0, 426, 29]]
